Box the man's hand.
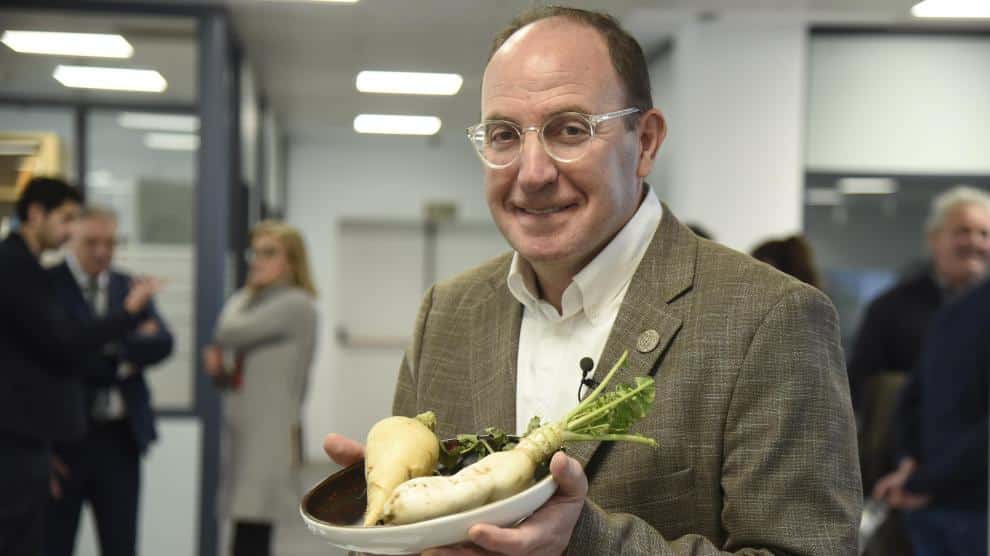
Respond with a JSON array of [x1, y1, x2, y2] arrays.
[[423, 452, 588, 556], [137, 319, 160, 335], [50, 455, 70, 500], [873, 457, 931, 510], [323, 433, 365, 467], [124, 276, 163, 315], [202, 345, 223, 378]]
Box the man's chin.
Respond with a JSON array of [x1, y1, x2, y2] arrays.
[[515, 245, 575, 267]]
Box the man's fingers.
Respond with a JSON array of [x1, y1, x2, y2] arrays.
[[50, 477, 62, 500], [322, 433, 365, 466], [52, 456, 69, 477], [871, 479, 889, 500], [469, 523, 535, 554], [549, 451, 588, 498]]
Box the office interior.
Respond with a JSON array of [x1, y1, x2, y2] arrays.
[[0, 1, 988, 555]]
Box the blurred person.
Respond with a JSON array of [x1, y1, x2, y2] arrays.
[[849, 185, 990, 555], [751, 234, 822, 289], [0, 178, 159, 556], [44, 207, 174, 556], [873, 279, 990, 556], [322, 6, 861, 555], [851, 186, 990, 404], [203, 221, 318, 556]]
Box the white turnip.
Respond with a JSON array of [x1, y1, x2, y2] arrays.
[[363, 411, 439, 526]]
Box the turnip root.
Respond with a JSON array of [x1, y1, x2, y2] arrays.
[[363, 411, 439, 526], [381, 351, 656, 525]]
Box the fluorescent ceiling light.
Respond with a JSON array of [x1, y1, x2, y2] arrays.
[[911, 0, 990, 17], [837, 177, 898, 195], [356, 71, 463, 96], [354, 114, 442, 135], [1, 30, 133, 58], [118, 112, 199, 132], [53, 65, 167, 93], [806, 188, 842, 206], [144, 132, 199, 151]]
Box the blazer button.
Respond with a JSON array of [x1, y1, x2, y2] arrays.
[[637, 329, 660, 353]]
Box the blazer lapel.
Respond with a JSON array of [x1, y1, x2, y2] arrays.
[[107, 272, 124, 315], [567, 205, 697, 469], [470, 260, 522, 435]]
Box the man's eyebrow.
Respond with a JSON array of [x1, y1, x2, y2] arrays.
[[481, 105, 593, 123]]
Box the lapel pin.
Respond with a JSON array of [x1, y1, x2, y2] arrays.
[[637, 329, 660, 353]]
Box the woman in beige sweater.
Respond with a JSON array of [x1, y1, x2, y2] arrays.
[[203, 221, 318, 556]]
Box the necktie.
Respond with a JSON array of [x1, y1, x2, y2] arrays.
[[85, 275, 99, 314]]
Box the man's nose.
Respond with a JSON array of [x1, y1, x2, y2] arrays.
[[516, 130, 557, 193]]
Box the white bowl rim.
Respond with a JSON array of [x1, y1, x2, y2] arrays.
[[301, 472, 557, 533]]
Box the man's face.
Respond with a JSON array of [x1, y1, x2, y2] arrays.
[[70, 216, 118, 276], [37, 201, 80, 251], [480, 19, 654, 273], [929, 202, 990, 291]]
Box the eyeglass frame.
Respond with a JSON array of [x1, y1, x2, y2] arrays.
[[465, 107, 642, 169], [243, 245, 283, 264]]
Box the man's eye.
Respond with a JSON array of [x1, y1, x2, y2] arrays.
[[489, 129, 518, 144], [561, 124, 588, 136]]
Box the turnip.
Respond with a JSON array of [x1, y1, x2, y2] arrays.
[[363, 411, 440, 526], [381, 351, 656, 525]]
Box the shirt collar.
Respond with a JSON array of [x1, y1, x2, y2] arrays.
[[507, 186, 663, 324], [66, 253, 109, 290]]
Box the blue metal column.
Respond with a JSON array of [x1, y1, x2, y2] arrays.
[[196, 11, 236, 556]]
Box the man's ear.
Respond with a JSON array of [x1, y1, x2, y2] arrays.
[[25, 202, 46, 228], [636, 108, 666, 179]]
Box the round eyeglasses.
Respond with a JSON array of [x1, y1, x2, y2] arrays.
[[465, 107, 641, 169]]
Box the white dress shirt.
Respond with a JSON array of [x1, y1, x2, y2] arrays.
[[66, 254, 129, 419], [509, 187, 662, 434]]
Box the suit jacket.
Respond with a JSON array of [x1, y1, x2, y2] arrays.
[[896, 279, 989, 510], [0, 233, 144, 515], [393, 208, 862, 555], [49, 262, 174, 454]]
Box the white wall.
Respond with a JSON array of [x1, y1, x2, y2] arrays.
[[807, 34, 990, 175], [651, 18, 807, 252], [287, 128, 493, 460]]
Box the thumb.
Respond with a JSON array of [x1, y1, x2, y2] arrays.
[[549, 452, 588, 498], [323, 433, 365, 467]]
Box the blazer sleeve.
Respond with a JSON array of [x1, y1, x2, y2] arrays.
[[120, 297, 175, 367], [567, 285, 863, 555], [0, 262, 143, 375], [213, 289, 308, 350], [392, 285, 435, 418]]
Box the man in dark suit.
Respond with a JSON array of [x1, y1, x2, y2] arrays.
[[0, 178, 159, 556], [874, 278, 990, 556], [45, 206, 173, 556]]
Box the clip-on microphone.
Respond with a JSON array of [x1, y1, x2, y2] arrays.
[[578, 356, 598, 400]]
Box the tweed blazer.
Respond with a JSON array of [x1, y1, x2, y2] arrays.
[[393, 207, 862, 555]]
